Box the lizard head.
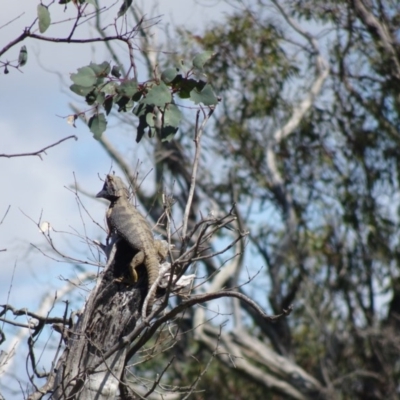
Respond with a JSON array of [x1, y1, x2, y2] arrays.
[[96, 174, 129, 201]]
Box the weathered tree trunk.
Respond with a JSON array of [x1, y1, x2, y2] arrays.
[[52, 239, 144, 399]]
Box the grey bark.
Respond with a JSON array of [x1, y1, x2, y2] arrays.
[[51, 238, 144, 399]]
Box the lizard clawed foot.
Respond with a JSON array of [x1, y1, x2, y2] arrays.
[[114, 268, 139, 286], [114, 276, 134, 285]]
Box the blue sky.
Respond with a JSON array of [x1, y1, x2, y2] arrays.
[[1, 0, 232, 303], [0, 0, 232, 395]]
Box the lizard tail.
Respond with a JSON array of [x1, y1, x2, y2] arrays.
[[143, 256, 160, 319]]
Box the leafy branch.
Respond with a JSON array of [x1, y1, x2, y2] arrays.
[[68, 51, 218, 140]]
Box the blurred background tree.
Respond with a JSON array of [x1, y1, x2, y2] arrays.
[[108, 1, 399, 398]]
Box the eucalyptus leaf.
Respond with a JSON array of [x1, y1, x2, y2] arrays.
[[111, 65, 121, 78], [85, 90, 97, 105], [117, 0, 133, 17], [96, 91, 106, 105], [37, 4, 51, 33], [71, 66, 97, 87], [146, 112, 155, 127], [103, 96, 113, 115], [132, 91, 142, 102], [136, 113, 148, 143], [89, 62, 110, 77], [88, 113, 107, 139], [117, 79, 137, 97], [18, 46, 28, 67], [190, 83, 218, 105], [70, 84, 94, 96], [133, 103, 147, 117], [102, 81, 117, 95], [192, 51, 215, 70], [140, 81, 172, 107], [179, 59, 190, 75], [160, 126, 179, 142], [175, 78, 197, 99], [164, 104, 182, 129], [161, 68, 179, 84], [160, 104, 182, 141], [116, 96, 130, 112], [134, 104, 154, 143]]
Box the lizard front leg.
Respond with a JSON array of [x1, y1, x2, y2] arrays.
[[155, 240, 168, 262], [114, 250, 144, 285], [128, 250, 145, 283], [122, 243, 166, 284]]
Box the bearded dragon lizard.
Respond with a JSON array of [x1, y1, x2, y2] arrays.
[[97, 174, 166, 318]]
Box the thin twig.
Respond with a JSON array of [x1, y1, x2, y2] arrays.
[[0, 12, 25, 30], [0, 205, 11, 229], [143, 356, 175, 398], [0, 135, 77, 159], [181, 108, 215, 239], [181, 329, 221, 400]]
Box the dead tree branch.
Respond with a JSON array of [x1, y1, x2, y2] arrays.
[[0, 135, 77, 159]]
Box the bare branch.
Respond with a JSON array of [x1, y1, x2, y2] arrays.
[[0, 205, 10, 226], [196, 324, 322, 400], [352, 0, 400, 78], [0, 12, 24, 31], [0, 135, 77, 159], [0, 304, 71, 326], [270, 0, 329, 143], [181, 107, 215, 239]]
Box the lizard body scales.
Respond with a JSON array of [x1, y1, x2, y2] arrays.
[[97, 174, 163, 318]]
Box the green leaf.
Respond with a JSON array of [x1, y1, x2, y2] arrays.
[[37, 5, 51, 33], [116, 96, 130, 112], [132, 91, 142, 102], [175, 78, 198, 99], [136, 117, 147, 143], [161, 104, 182, 141], [146, 112, 155, 127], [160, 126, 179, 142], [179, 59, 190, 75], [192, 51, 215, 70], [95, 77, 105, 86], [88, 113, 107, 139], [161, 68, 179, 84], [117, 0, 133, 17], [18, 46, 28, 67], [96, 91, 105, 105], [111, 65, 121, 78], [117, 79, 137, 97], [103, 96, 113, 115], [164, 104, 182, 128], [190, 83, 218, 105], [133, 104, 154, 143], [69, 84, 94, 96], [133, 103, 147, 117], [140, 81, 172, 107], [71, 66, 97, 87], [102, 81, 117, 95], [85, 90, 97, 105], [89, 62, 110, 77]]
